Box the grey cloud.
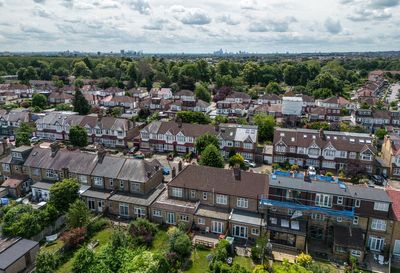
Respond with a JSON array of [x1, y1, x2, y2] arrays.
[[218, 14, 240, 25], [61, 0, 74, 8], [0, 0, 4, 6], [33, 6, 53, 18], [128, 0, 151, 15], [93, 0, 119, 9], [33, 0, 46, 3], [248, 18, 295, 32], [369, 0, 399, 8], [178, 9, 211, 25], [348, 8, 392, 21], [324, 17, 342, 34], [143, 19, 168, 30], [248, 22, 268, 32], [240, 0, 259, 10]]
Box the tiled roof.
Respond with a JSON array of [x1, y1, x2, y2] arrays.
[[387, 189, 400, 221]]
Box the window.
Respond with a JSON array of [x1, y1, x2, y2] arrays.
[[78, 175, 87, 184], [353, 216, 359, 225], [368, 236, 384, 251], [291, 221, 300, 230], [339, 151, 347, 158], [361, 153, 372, 161], [88, 199, 95, 210], [244, 143, 253, 150], [198, 218, 205, 225], [311, 213, 325, 221], [308, 148, 320, 156], [153, 210, 161, 217], [2, 163, 10, 172], [119, 203, 129, 216], [251, 228, 260, 235], [203, 192, 208, 200], [298, 147, 306, 154], [374, 202, 389, 212], [349, 152, 357, 159], [216, 194, 228, 205], [32, 168, 40, 176], [394, 168, 400, 175], [371, 219, 387, 231], [232, 225, 248, 238], [335, 246, 346, 253], [46, 169, 57, 179], [337, 217, 342, 223], [337, 196, 343, 205], [131, 182, 140, 192], [119, 180, 124, 189], [281, 219, 289, 228], [355, 199, 361, 208], [190, 190, 196, 198], [94, 177, 104, 186], [350, 250, 362, 257], [180, 214, 189, 222], [315, 193, 332, 208], [134, 207, 146, 217], [237, 198, 248, 208], [235, 141, 241, 148], [289, 146, 296, 153], [11, 152, 22, 159], [212, 221, 223, 234], [172, 187, 183, 198], [275, 145, 286, 153], [324, 149, 336, 157]]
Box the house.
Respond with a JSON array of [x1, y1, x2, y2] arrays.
[[0, 237, 39, 273], [253, 104, 282, 119], [128, 87, 149, 101], [308, 106, 342, 122], [139, 121, 258, 159], [48, 91, 73, 104], [381, 134, 400, 179], [150, 165, 268, 241], [257, 94, 282, 105], [316, 96, 352, 110], [101, 96, 136, 110], [0, 145, 33, 182], [282, 96, 303, 116], [174, 90, 195, 101], [354, 109, 391, 130], [225, 91, 251, 104], [169, 99, 210, 114], [35, 112, 138, 147], [0, 109, 31, 137], [150, 88, 173, 100], [216, 100, 247, 117], [273, 128, 377, 174], [387, 189, 400, 263]]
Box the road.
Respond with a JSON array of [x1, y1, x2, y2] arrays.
[[388, 83, 400, 103]]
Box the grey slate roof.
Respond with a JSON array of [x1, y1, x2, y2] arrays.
[[0, 238, 38, 270], [117, 158, 162, 182], [91, 155, 126, 178], [109, 183, 165, 206]]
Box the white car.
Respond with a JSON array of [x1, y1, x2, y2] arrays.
[[244, 160, 256, 168], [308, 166, 316, 176]]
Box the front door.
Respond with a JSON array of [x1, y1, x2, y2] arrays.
[[232, 225, 248, 238], [166, 212, 175, 224], [211, 221, 223, 234]]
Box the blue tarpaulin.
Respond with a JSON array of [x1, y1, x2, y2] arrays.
[[1, 198, 9, 205]]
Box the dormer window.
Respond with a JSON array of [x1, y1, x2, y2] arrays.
[[280, 133, 285, 137], [11, 152, 22, 159]]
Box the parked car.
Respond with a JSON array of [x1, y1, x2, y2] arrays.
[[162, 167, 171, 175], [371, 175, 385, 186], [244, 160, 256, 168]]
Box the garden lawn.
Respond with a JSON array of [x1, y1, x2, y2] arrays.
[[233, 255, 255, 271], [41, 239, 64, 254], [185, 247, 211, 273], [57, 228, 113, 273]]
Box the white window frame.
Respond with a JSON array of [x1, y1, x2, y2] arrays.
[[172, 187, 183, 198], [251, 228, 260, 236], [198, 218, 205, 225], [2, 163, 10, 172], [353, 216, 359, 225], [119, 203, 129, 216], [166, 212, 176, 224], [337, 196, 343, 205], [216, 194, 228, 205], [315, 193, 332, 208], [355, 199, 361, 208], [350, 250, 362, 257], [153, 210, 161, 217], [374, 202, 389, 212], [237, 198, 248, 208], [371, 219, 387, 231], [94, 176, 104, 186], [180, 214, 189, 222]]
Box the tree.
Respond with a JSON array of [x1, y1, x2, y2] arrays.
[[253, 114, 276, 143], [176, 111, 210, 124], [242, 61, 261, 86], [69, 125, 88, 147], [15, 122, 33, 147], [110, 106, 124, 117], [61, 227, 86, 250], [72, 247, 95, 273], [273, 259, 311, 273], [2, 204, 42, 238], [36, 252, 59, 273], [73, 61, 91, 77], [375, 128, 387, 140], [55, 103, 73, 111], [128, 218, 158, 246], [295, 253, 313, 268], [32, 93, 47, 109], [195, 133, 219, 155], [49, 179, 80, 213], [120, 251, 168, 273], [73, 90, 91, 115], [229, 153, 245, 168], [266, 82, 282, 94], [168, 228, 192, 258], [194, 83, 211, 102], [66, 200, 91, 229], [199, 144, 224, 168]]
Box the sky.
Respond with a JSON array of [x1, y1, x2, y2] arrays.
[[0, 0, 399, 53]]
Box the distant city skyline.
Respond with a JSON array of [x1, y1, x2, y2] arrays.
[[0, 0, 399, 53]]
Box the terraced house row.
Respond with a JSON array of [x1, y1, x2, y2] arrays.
[[139, 121, 258, 160]]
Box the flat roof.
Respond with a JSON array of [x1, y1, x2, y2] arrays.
[[0, 238, 39, 270], [229, 209, 266, 226], [109, 183, 165, 207]]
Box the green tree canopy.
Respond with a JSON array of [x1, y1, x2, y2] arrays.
[[32, 93, 47, 109], [195, 133, 219, 154], [176, 111, 211, 124], [266, 82, 282, 94], [66, 199, 91, 229], [199, 144, 224, 168], [73, 90, 91, 115], [69, 125, 88, 147], [194, 82, 211, 102], [49, 178, 80, 213], [253, 114, 276, 143], [35, 252, 59, 273], [73, 61, 92, 77], [72, 247, 96, 273], [15, 122, 33, 147], [229, 153, 245, 168]]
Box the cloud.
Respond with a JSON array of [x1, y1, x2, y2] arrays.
[[218, 14, 240, 25], [369, 0, 399, 8], [0, 0, 4, 6], [240, 0, 259, 10], [172, 8, 212, 25], [348, 7, 392, 21], [248, 17, 296, 32], [324, 17, 342, 34], [93, 0, 119, 9], [143, 19, 168, 30], [128, 0, 151, 15], [33, 0, 46, 3], [61, 0, 74, 8], [33, 5, 53, 18]]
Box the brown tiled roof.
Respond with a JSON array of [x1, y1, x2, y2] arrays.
[[322, 96, 349, 105], [387, 189, 400, 221], [259, 93, 281, 100], [49, 92, 73, 100], [274, 128, 376, 153], [254, 104, 282, 114], [175, 90, 194, 96], [143, 121, 215, 138], [1, 174, 29, 188], [111, 96, 136, 103], [226, 91, 251, 100], [168, 165, 268, 199]]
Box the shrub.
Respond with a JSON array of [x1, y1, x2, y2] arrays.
[[295, 252, 313, 268], [35, 252, 61, 273], [168, 228, 192, 259], [325, 171, 333, 177], [87, 218, 109, 236], [128, 218, 158, 246], [213, 239, 229, 263], [61, 227, 86, 250]]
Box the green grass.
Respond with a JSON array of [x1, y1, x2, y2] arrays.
[[233, 255, 255, 270], [41, 239, 64, 254], [392, 267, 400, 273], [185, 248, 211, 273], [56, 228, 113, 273], [150, 229, 169, 252], [312, 260, 340, 273]]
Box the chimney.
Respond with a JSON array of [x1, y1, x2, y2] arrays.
[[178, 161, 183, 172], [147, 171, 152, 178], [176, 117, 182, 128], [233, 164, 241, 180], [50, 142, 60, 157], [97, 144, 106, 163], [62, 167, 70, 179], [172, 167, 176, 178], [97, 111, 103, 121], [319, 128, 325, 140], [304, 170, 311, 183], [215, 121, 220, 132]]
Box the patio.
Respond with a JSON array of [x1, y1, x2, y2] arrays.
[[363, 253, 390, 273]]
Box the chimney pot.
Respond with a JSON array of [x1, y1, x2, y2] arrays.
[[233, 164, 241, 180]]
